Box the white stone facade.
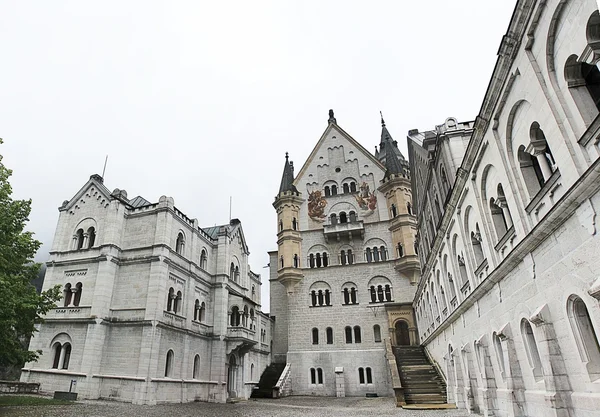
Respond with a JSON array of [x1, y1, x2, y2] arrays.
[[21, 176, 272, 404], [408, 1, 600, 416], [270, 119, 418, 397]]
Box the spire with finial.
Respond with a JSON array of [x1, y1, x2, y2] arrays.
[[376, 112, 408, 169], [328, 109, 337, 124], [380, 111, 385, 127], [278, 152, 299, 195]]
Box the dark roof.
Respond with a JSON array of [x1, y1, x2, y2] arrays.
[[384, 135, 406, 177], [278, 153, 298, 194], [129, 195, 152, 208], [202, 226, 222, 239]]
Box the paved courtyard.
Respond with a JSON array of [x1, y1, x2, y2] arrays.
[[0, 396, 471, 417]]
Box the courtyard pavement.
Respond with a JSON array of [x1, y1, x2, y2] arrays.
[[0, 396, 472, 417]]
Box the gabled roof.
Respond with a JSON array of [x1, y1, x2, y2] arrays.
[[60, 174, 113, 212], [201, 219, 250, 255], [294, 112, 386, 183], [129, 195, 152, 208]]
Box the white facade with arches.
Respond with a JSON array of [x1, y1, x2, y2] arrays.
[[409, 1, 600, 415], [21, 175, 272, 404]]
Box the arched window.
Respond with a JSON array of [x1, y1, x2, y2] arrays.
[[397, 243, 404, 258], [193, 354, 200, 379], [200, 249, 207, 269], [458, 254, 469, 286], [518, 144, 544, 197], [471, 224, 484, 266], [250, 363, 254, 381], [230, 306, 240, 326], [373, 325, 382, 343], [343, 183, 350, 194], [407, 202, 413, 215], [350, 287, 357, 304], [52, 342, 62, 369], [316, 253, 322, 268], [324, 186, 331, 197], [61, 343, 71, 369], [310, 368, 316, 384], [373, 247, 380, 262], [529, 122, 556, 179], [331, 185, 338, 196], [194, 299, 200, 321], [309, 254, 315, 268], [324, 289, 331, 306], [75, 229, 84, 250], [350, 182, 357, 193], [384, 285, 392, 302], [322, 253, 329, 267], [199, 302, 206, 322], [243, 305, 249, 327], [366, 248, 373, 263], [377, 285, 384, 302], [293, 254, 299, 268], [380, 246, 387, 261], [234, 266, 239, 282], [341, 250, 347, 266], [63, 283, 72, 307], [354, 326, 362, 343], [165, 350, 174, 377], [280, 256, 284, 269], [311, 290, 317, 307], [175, 233, 185, 255], [521, 319, 543, 381], [339, 212, 347, 224], [358, 367, 365, 384], [279, 220, 283, 231], [347, 249, 354, 264], [292, 217, 297, 230], [567, 295, 600, 380], [72, 282, 82, 306], [312, 328, 319, 345], [343, 288, 350, 305], [252, 285, 256, 300], [173, 291, 182, 314], [391, 204, 397, 218], [330, 213, 338, 225], [366, 367, 372, 384], [230, 263, 235, 280], [326, 327, 333, 344], [345, 326, 353, 343], [87, 227, 96, 248], [434, 196, 442, 221], [349, 211, 356, 222], [370, 285, 377, 303], [167, 287, 174, 312], [317, 368, 323, 384], [493, 332, 505, 379], [490, 197, 508, 238]]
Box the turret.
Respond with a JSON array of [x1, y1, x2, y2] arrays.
[[273, 153, 304, 293], [376, 115, 420, 284]]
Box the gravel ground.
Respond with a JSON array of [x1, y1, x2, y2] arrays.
[[0, 396, 472, 417]]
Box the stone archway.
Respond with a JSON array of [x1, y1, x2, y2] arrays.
[[395, 320, 411, 346], [227, 355, 238, 398]]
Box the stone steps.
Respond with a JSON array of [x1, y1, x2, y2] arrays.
[[250, 363, 286, 398], [394, 346, 448, 405]]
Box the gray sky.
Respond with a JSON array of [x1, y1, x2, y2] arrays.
[[1, 1, 515, 312]]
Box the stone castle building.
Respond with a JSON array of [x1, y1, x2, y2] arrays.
[[408, 0, 600, 416], [21, 175, 272, 404], [269, 110, 420, 397]]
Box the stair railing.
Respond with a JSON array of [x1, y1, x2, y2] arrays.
[[273, 363, 291, 398], [385, 339, 406, 406]]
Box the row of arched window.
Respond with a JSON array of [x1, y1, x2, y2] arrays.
[[308, 366, 373, 385], [310, 367, 324, 384], [323, 181, 358, 197], [73, 227, 96, 250], [229, 262, 240, 282], [279, 217, 298, 232], [165, 288, 207, 323], [230, 305, 255, 328], [329, 211, 357, 225], [63, 282, 83, 307], [306, 246, 391, 268], [390, 202, 413, 218], [365, 246, 388, 262], [52, 342, 72, 369], [174, 232, 209, 270], [310, 325, 383, 345], [310, 285, 393, 306]]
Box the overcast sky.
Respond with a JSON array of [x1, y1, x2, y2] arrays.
[[1, 1, 515, 312]]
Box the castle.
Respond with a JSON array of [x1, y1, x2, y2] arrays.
[[20, 177, 271, 404], [21, 0, 600, 415]]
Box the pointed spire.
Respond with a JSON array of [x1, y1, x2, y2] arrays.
[[376, 112, 408, 173], [278, 152, 299, 195], [380, 111, 385, 127], [384, 135, 405, 177]]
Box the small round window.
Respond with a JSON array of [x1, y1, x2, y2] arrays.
[[335, 167, 341, 173]]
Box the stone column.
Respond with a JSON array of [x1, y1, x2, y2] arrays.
[[498, 323, 527, 417], [533, 151, 553, 180], [529, 305, 574, 417]]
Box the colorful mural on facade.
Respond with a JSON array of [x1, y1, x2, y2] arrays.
[[308, 190, 327, 221], [355, 182, 377, 217]]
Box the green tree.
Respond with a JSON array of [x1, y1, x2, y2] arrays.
[[0, 138, 61, 378]]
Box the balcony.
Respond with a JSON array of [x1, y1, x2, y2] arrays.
[[323, 220, 364, 242], [226, 326, 257, 356]]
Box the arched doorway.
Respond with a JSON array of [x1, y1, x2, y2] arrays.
[[395, 320, 410, 346], [227, 355, 237, 398]]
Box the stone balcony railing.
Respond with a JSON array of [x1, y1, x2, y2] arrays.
[[46, 306, 92, 320], [227, 326, 256, 341], [323, 220, 364, 242]]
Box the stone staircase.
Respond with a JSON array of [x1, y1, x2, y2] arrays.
[[250, 363, 286, 398], [393, 345, 447, 404]]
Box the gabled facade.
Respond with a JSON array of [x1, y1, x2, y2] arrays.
[[21, 174, 272, 404], [408, 1, 600, 416], [270, 111, 420, 397]]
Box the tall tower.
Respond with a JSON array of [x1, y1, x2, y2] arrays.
[[273, 153, 304, 293], [377, 115, 420, 284]]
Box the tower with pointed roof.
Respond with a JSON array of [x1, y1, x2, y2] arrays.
[[269, 110, 420, 397]]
